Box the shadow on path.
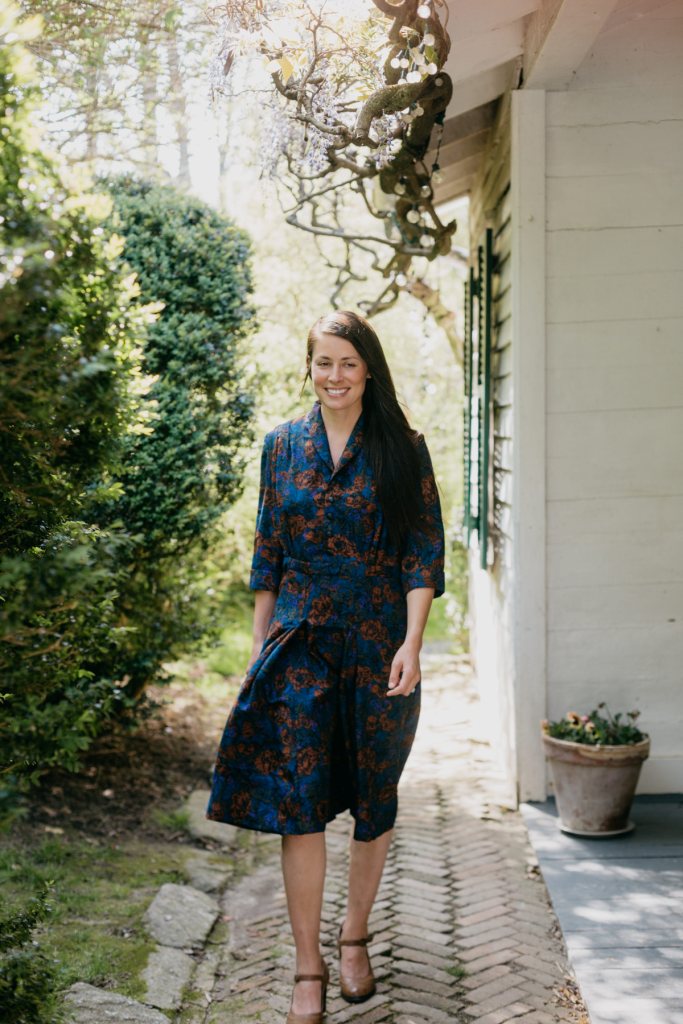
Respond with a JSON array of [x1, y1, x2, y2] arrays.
[[524, 796, 683, 1024]]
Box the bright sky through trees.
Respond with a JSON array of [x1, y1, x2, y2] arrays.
[[159, 0, 379, 204]]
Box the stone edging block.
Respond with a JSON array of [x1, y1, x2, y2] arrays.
[[142, 946, 195, 1010], [185, 788, 241, 845], [143, 882, 220, 949], [64, 982, 170, 1023]]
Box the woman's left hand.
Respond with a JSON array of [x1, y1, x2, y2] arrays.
[[387, 640, 422, 698]]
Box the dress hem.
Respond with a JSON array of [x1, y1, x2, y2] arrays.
[[205, 807, 396, 843]]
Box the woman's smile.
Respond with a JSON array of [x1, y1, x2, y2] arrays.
[[309, 333, 369, 415]]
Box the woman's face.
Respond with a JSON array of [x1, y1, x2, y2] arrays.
[[309, 332, 369, 414]]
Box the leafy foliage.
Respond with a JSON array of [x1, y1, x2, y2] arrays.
[[0, 15, 148, 553], [100, 176, 256, 555], [543, 705, 647, 747], [0, 881, 64, 1024], [0, 10, 257, 803], [0, 523, 137, 788], [19, 0, 209, 177], [92, 176, 258, 696], [0, 4, 150, 797]]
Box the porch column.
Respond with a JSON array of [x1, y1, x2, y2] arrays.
[[511, 89, 547, 802]]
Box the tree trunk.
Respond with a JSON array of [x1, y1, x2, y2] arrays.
[[83, 63, 99, 166], [167, 30, 191, 188], [407, 278, 463, 367], [138, 28, 160, 174], [217, 94, 235, 215]]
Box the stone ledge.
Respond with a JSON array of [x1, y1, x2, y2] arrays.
[[144, 882, 219, 949], [64, 982, 170, 1023], [142, 946, 195, 1010], [185, 788, 241, 845], [185, 849, 232, 893]]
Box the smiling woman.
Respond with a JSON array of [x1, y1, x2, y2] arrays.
[[308, 335, 368, 464], [304, 312, 425, 546], [206, 309, 445, 1022]]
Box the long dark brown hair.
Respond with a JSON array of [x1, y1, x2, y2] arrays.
[[304, 311, 422, 545]]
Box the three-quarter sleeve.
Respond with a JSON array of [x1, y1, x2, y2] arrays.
[[249, 430, 283, 592], [400, 434, 446, 598]]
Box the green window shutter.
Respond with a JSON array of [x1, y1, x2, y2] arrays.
[[463, 267, 475, 547], [462, 228, 493, 569], [478, 228, 493, 569]]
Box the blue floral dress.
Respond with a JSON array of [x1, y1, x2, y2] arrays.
[[206, 401, 445, 841]]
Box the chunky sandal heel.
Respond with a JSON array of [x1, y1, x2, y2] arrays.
[[286, 959, 329, 1023], [337, 924, 376, 1003]]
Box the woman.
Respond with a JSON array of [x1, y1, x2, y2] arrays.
[[207, 310, 445, 1023]]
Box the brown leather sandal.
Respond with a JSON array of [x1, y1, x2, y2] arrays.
[[337, 924, 376, 1003], [286, 959, 329, 1024]]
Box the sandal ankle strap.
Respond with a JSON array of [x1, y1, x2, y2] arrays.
[[294, 972, 325, 983], [338, 930, 373, 948]]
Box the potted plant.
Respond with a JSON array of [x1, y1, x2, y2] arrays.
[[541, 704, 650, 836]]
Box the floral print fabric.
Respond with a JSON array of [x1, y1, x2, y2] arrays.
[[206, 401, 445, 841]]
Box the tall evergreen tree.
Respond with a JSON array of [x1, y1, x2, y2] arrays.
[[94, 176, 257, 696]]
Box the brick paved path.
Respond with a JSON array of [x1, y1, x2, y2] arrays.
[[189, 652, 589, 1024]]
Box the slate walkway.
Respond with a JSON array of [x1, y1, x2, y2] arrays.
[[178, 650, 588, 1024], [523, 797, 683, 1024]]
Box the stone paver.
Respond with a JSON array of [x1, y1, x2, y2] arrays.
[[185, 788, 240, 845], [142, 946, 195, 1010], [64, 982, 171, 1023], [144, 882, 220, 949], [186, 850, 234, 894], [178, 650, 588, 1024]]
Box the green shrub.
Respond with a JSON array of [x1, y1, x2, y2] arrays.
[[92, 177, 258, 697], [0, 7, 258, 801], [0, 4, 149, 799], [0, 882, 64, 1024]]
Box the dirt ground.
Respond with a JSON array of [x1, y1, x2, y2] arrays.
[[13, 674, 237, 844]]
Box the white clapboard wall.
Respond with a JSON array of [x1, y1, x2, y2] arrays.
[[544, 4, 683, 791]]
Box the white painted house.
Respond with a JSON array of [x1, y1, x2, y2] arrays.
[[431, 0, 683, 801]]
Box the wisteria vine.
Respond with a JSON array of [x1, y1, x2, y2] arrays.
[[209, 0, 462, 361]]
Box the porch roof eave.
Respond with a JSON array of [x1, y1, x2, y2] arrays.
[[424, 0, 537, 205], [429, 0, 624, 205]]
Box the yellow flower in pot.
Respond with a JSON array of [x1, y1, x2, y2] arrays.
[[541, 704, 650, 837]]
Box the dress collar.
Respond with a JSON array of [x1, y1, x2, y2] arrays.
[[305, 401, 364, 475]]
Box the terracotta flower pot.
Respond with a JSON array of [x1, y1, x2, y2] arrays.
[[542, 733, 651, 837]]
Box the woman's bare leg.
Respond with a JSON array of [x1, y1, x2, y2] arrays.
[[281, 833, 327, 1014], [340, 827, 393, 980]]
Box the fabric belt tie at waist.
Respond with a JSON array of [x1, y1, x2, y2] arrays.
[[282, 555, 396, 582]]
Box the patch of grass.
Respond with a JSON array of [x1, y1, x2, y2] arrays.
[[203, 597, 254, 678], [161, 658, 238, 704], [446, 963, 468, 980], [206, 995, 247, 1024], [423, 584, 467, 650], [178, 988, 205, 1023], [0, 835, 190, 1000], [151, 808, 191, 833], [423, 592, 453, 642]]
